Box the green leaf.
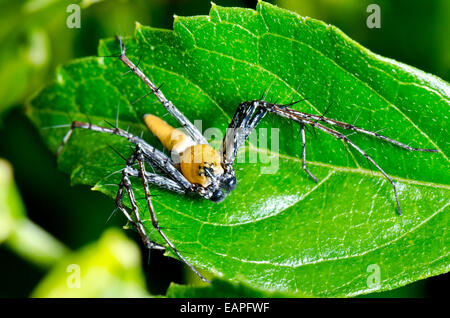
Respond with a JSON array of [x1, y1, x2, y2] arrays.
[[0, 0, 104, 119], [31, 228, 150, 298], [0, 158, 68, 267], [26, 2, 449, 297], [0, 0, 53, 117], [0, 159, 25, 243], [167, 277, 305, 298]]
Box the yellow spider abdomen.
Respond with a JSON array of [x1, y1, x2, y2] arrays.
[[143, 114, 195, 154], [144, 114, 224, 187], [180, 144, 224, 187]]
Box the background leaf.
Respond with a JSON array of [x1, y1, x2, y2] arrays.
[[0, 159, 25, 244], [27, 2, 449, 296], [166, 277, 305, 298], [31, 228, 150, 297], [0, 158, 68, 268]]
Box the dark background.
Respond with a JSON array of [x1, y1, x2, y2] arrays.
[[0, 0, 448, 297]]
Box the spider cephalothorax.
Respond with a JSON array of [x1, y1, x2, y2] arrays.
[[56, 38, 437, 282]]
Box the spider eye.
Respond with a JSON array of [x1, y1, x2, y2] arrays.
[[222, 175, 237, 193], [210, 189, 225, 203]]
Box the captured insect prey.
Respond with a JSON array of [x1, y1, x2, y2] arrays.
[[57, 37, 438, 282]]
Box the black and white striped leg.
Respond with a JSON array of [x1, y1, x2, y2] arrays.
[[249, 101, 439, 215], [304, 119, 403, 215], [300, 123, 318, 183], [284, 109, 438, 153], [115, 36, 207, 145], [58, 121, 194, 192], [115, 155, 165, 251], [222, 101, 268, 167], [59, 121, 207, 279], [134, 147, 210, 283], [125, 168, 187, 194]]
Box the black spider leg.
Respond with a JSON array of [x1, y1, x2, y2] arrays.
[[58, 121, 211, 281], [280, 99, 318, 139], [115, 36, 207, 145], [58, 118, 214, 198], [300, 123, 318, 182], [307, 119, 403, 215], [115, 152, 165, 251], [134, 147, 210, 283], [263, 102, 433, 215], [132, 82, 165, 106], [221, 101, 268, 169], [125, 168, 186, 194], [121, 54, 142, 76], [57, 121, 211, 199], [58, 121, 194, 192], [104, 143, 129, 223], [286, 109, 438, 153], [104, 143, 186, 195], [310, 102, 333, 139]]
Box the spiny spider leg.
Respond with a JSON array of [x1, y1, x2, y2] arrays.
[[304, 118, 403, 215], [115, 154, 164, 251], [58, 120, 210, 280], [115, 36, 207, 145], [223, 100, 437, 215], [125, 168, 186, 194], [134, 147, 209, 283], [221, 101, 268, 168], [300, 123, 318, 183], [58, 121, 193, 191], [223, 100, 316, 183], [285, 108, 438, 152], [264, 101, 438, 215]]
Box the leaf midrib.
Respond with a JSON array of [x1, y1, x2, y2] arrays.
[[191, 201, 448, 268], [141, 144, 448, 231], [250, 145, 450, 189]]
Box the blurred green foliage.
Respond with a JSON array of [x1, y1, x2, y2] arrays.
[[0, 0, 447, 298], [0, 159, 26, 244], [0, 158, 68, 267], [278, 0, 450, 81], [32, 228, 149, 297]]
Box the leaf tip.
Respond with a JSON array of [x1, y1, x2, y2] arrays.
[[135, 21, 143, 31], [256, 0, 265, 12], [257, 0, 266, 6]]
